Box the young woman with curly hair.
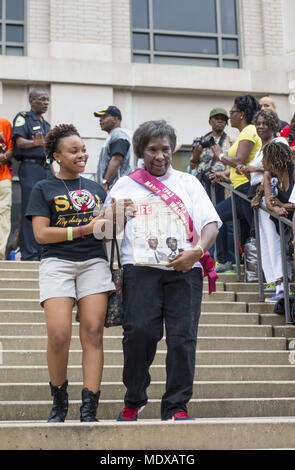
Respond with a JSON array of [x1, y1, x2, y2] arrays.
[[261, 141, 295, 301], [25, 124, 126, 423]]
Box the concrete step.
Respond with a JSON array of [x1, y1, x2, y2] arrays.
[[215, 273, 240, 282], [0, 279, 39, 289], [248, 303, 277, 314], [225, 282, 259, 293], [1, 380, 295, 401], [260, 314, 285, 325], [0, 283, 243, 302], [0, 310, 260, 325], [0, 299, 249, 312], [226, 282, 295, 293], [0, 322, 274, 337], [0, 269, 39, 279], [237, 292, 294, 303], [0, 335, 287, 350], [201, 301, 247, 312], [0, 280, 226, 292], [273, 326, 295, 339], [0, 290, 238, 303], [1, 349, 292, 366], [0, 261, 39, 268], [1, 397, 295, 422], [236, 292, 265, 303], [1, 417, 295, 450], [0, 288, 235, 302], [0, 364, 294, 383]]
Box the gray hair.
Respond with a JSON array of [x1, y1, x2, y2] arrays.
[[132, 120, 177, 158]]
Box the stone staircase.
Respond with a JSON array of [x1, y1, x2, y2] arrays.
[[0, 260, 295, 450]]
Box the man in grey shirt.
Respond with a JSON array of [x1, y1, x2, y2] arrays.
[[94, 106, 133, 191]]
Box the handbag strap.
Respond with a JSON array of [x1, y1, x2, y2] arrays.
[[110, 227, 121, 270]]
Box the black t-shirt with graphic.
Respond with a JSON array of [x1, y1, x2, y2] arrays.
[[26, 175, 107, 261]]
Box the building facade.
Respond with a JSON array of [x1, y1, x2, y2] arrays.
[[1, 0, 295, 174]]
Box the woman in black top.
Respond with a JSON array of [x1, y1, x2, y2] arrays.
[[26, 124, 132, 423], [263, 141, 295, 218], [262, 141, 295, 299]]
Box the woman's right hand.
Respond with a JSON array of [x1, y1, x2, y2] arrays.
[[190, 143, 203, 163], [83, 213, 107, 236], [209, 171, 227, 183], [271, 205, 288, 217]]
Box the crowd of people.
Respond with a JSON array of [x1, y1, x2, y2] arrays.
[[190, 94, 295, 303], [0, 89, 295, 423]]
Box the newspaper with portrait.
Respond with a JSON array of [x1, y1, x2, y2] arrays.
[[131, 199, 187, 266]]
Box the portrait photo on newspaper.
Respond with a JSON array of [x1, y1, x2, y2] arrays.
[[131, 199, 187, 266]]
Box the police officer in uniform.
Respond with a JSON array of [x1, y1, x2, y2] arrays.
[[12, 88, 52, 261]]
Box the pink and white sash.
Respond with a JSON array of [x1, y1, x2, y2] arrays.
[[128, 168, 218, 294]]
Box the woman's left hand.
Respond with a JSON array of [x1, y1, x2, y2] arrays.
[[211, 144, 223, 161], [166, 249, 202, 273], [269, 196, 283, 208]]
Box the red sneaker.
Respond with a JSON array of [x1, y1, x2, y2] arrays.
[[166, 411, 195, 421], [117, 405, 145, 421]]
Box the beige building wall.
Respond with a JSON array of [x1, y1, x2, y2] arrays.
[[1, 0, 295, 174]]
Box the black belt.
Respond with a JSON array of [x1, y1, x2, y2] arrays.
[[22, 158, 49, 168]]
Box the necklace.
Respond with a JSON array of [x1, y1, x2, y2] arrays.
[[59, 176, 82, 212]]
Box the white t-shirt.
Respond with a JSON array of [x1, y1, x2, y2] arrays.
[[105, 166, 222, 270], [250, 136, 288, 186]]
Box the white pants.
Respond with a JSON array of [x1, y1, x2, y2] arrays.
[[0, 179, 12, 260], [258, 198, 291, 284]]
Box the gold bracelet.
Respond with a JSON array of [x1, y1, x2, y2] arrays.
[[196, 244, 204, 258]]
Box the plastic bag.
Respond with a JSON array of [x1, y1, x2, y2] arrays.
[[244, 237, 258, 283]]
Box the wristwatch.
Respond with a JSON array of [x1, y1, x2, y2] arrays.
[[102, 179, 109, 186], [219, 153, 225, 162]]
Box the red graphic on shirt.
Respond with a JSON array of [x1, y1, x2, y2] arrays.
[[69, 189, 96, 212]]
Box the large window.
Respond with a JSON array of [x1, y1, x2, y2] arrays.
[[131, 0, 240, 68], [0, 0, 25, 56]]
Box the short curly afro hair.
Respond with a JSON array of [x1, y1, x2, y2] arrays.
[[45, 123, 80, 161], [253, 108, 281, 133]]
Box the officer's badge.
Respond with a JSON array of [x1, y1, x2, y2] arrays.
[[15, 115, 26, 127]]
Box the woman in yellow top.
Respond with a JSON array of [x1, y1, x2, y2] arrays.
[[212, 94, 261, 272]]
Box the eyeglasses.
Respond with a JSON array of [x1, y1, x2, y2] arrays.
[[229, 109, 240, 116]]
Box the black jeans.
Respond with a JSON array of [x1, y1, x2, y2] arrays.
[[215, 182, 253, 264], [122, 264, 203, 420]]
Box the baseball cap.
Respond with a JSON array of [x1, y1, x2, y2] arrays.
[[93, 105, 122, 120], [209, 107, 229, 120]]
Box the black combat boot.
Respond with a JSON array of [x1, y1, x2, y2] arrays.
[[80, 388, 100, 422], [47, 380, 69, 423]]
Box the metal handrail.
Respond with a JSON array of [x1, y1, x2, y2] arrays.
[[210, 181, 293, 325]]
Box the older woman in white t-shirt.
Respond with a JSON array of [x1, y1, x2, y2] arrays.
[[236, 109, 290, 301], [106, 120, 221, 422]]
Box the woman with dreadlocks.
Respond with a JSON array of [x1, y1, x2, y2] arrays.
[[261, 141, 295, 302]]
